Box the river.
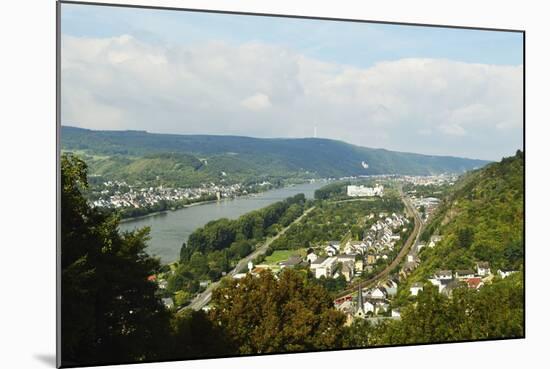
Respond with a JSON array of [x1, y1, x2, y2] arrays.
[[119, 182, 325, 263]]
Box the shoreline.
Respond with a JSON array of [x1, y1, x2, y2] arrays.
[[119, 198, 221, 223], [117, 181, 318, 223], [118, 187, 280, 224]]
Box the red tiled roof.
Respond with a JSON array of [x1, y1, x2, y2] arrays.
[[147, 275, 157, 282], [466, 277, 482, 289]]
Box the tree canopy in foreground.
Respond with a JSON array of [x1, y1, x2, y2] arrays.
[[209, 269, 347, 354]]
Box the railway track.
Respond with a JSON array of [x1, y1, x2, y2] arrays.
[[333, 189, 423, 301]]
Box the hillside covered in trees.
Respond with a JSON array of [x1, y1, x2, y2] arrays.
[[62, 126, 488, 187], [415, 150, 524, 278]]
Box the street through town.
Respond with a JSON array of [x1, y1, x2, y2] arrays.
[[182, 205, 317, 311]]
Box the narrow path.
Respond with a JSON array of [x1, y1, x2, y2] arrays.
[[182, 205, 317, 311]]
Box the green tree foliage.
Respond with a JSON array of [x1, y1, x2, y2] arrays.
[[270, 198, 403, 251], [166, 310, 236, 360], [208, 269, 347, 354], [185, 194, 306, 255], [61, 154, 172, 366], [168, 194, 308, 304], [62, 125, 488, 185], [314, 181, 350, 200], [413, 151, 524, 277], [312, 274, 348, 296], [457, 227, 474, 249], [370, 274, 524, 345], [343, 319, 375, 348]]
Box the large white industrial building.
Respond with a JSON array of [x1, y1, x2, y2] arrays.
[[347, 184, 384, 197]]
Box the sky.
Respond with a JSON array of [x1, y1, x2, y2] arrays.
[[60, 3, 524, 161]]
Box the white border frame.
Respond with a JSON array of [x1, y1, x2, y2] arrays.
[[2, 1, 548, 369]]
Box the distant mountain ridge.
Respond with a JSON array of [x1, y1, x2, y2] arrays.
[[61, 126, 489, 183]]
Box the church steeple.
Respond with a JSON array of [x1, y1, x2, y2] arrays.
[[355, 285, 365, 316]]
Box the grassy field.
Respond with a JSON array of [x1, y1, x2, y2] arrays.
[[264, 249, 307, 265]]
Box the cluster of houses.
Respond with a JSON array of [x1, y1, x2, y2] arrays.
[[232, 211, 409, 286], [307, 212, 409, 281], [399, 231, 519, 298], [90, 180, 247, 209], [410, 261, 519, 297], [346, 184, 384, 197], [335, 259, 519, 324], [336, 279, 402, 323], [400, 174, 457, 187], [147, 274, 174, 308]]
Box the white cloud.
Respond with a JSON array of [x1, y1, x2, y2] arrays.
[[439, 123, 466, 136], [61, 34, 523, 160], [240, 93, 272, 111]]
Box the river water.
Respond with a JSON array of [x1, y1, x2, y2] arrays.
[[119, 182, 325, 263]]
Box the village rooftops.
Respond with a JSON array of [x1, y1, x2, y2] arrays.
[[441, 279, 464, 296], [466, 277, 483, 289], [434, 270, 453, 278], [311, 257, 327, 266], [279, 255, 303, 267], [368, 287, 387, 299], [455, 269, 475, 276], [337, 254, 357, 261]]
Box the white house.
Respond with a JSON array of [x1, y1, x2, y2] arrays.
[[428, 278, 445, 293], [363, 300, 375, 314], [325, 245, 338, 257], [345, 241, 368, 254], [306, 252, 319, 264], [434, 270, 453, 281], [476, 262, 491, 276], [369, 287, 387, 299], [498, 269, 517, 278], [314, 257, 338, 279], [410, 282, 424, 296], [383, 280, 398, 297], [310, 257, 326, 273], [391, 308, 401, 318]]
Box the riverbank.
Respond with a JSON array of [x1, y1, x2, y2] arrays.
[[118, 182, 310, 223], [118, 193, 276, 223], [119, 199, 219, 224], [119, 181, 326, 263]]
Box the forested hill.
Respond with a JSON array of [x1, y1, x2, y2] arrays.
[[415, 150, 524, 278], [61, 126, 488, 179]]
